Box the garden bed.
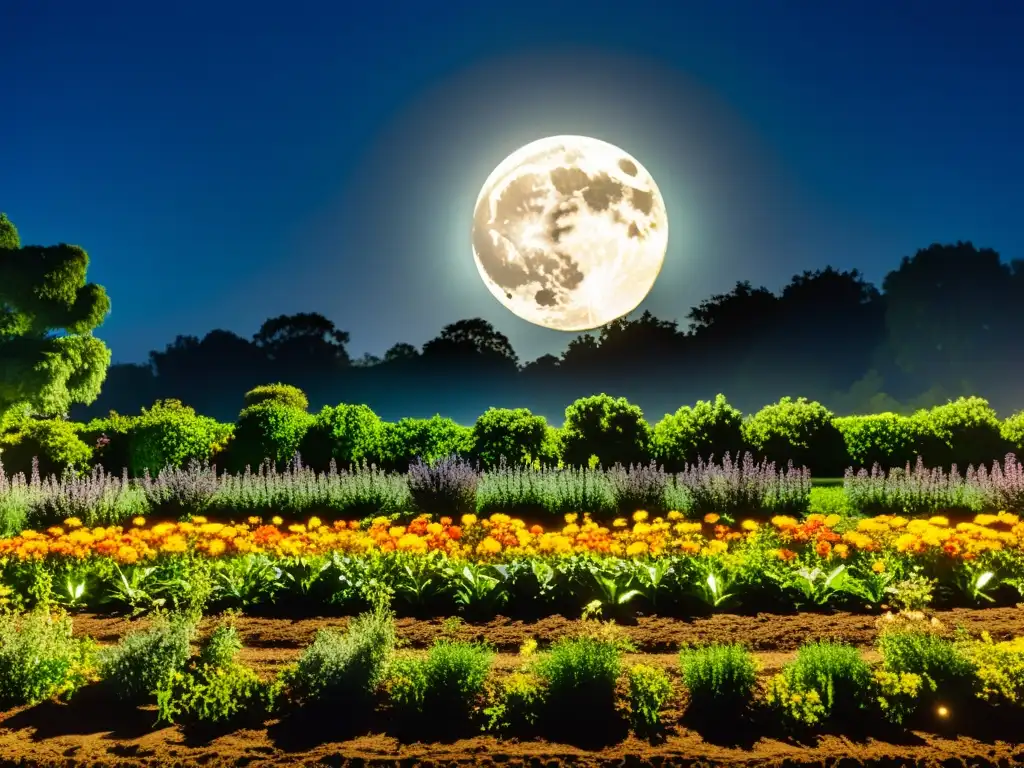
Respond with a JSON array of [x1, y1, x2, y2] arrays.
[[0, 610, 1017, 767]]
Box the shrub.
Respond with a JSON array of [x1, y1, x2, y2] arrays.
[[877, 625, 974, 698], [957, 633, 1024, 706], [226, 401, 314, 472], [156, 618, 274, 727], [561, 394, 651, 469], [835, 413, 919, 471], [484, 669, 546, 733], [472, 408, 551, 468], [477, 464, 615, 519], [0, 608, 95, 706], [535, 634, 624, 716], [242, 383, 309, 412], [1003, 412, 1024, 457], [407, 455, 479, 518], [387, 639, 493, 717], [99, 612, 197, 702], [627, 664, 673, 731], [128, 400, 232, 477], [80, 412, 137, 475], [914, 397, 1008, 470], [282, 607, 396, 707], [299, 403, 383, 471], [0, 419, 93, 479], [807, 486, 854, 518], [376, 416, 475, 473], [766, 641, 872, 726], [678, 643, 757, 714], [743, 397, 848, 477], [651, 394, 746, 471]]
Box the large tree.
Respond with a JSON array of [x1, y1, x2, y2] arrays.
[[0, 213, 111, 426]]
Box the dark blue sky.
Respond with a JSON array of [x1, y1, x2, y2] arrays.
[[4, 0, 1022, 365]]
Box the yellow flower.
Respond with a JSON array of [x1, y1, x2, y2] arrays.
[[707, 540, 728, 555], [426, 522, 443, 535], [271, 516, 283, 526], [289, 524, 307, 534], [888, 516, 909, 529], [193, 516, 208, 524], [741, 520, 759, 531], [117, 545, 139, 564], [132, 516, 146, 527], [928, 516, 950, 527], [626, 541, 648, 557], [247, 516, 262, 525], [704, 513, 720, 524], [633, 522, 651, 536], [397, 533, 428, 552], [772, 516, 799, 529], [633, 510, 648, 522], [824, 514, 841, 528], [872, 560, 886, 573], [308, 516, 322, 529], [564, 513, 578, 524], [462, 514, 478, 526], [612, 518, 628, 528], [476, 536, 502, 555], [667, 511, 683, 521], [64, 517, 82, 528], [207, 539, 227, 557]]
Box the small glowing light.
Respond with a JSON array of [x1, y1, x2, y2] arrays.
[[937, 705, 949, 718]]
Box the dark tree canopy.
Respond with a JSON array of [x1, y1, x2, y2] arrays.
[[0, 214, 111, 425]]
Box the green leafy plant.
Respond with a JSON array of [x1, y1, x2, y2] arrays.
[[956, 632, 1024, 706], [0, 608, 95, 706], [386, 639, 493, 718], [99, 612, 196, 702], [535, 634, 626, 717], [484, 669, 546, 733], [281, 606, 396, 707], [766, 641, 872, 726], [877, 624, 973, 698], [627, 663, 673, 732], [678, 642, 757, 715]]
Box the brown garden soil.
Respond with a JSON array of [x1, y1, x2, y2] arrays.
[[0, 608, 1021, 767]]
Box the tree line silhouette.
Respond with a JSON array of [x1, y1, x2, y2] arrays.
[[72, 241, 1024, 426]]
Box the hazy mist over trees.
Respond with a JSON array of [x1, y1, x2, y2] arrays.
[[61, 239, 1024, 425]]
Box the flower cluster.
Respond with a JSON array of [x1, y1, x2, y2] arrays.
[[0, 510, 1020, 567]]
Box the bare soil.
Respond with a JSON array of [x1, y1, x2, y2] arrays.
[[0, 608, 1020, 767]]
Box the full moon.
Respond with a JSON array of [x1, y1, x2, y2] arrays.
[[472, 135, 668, 331]]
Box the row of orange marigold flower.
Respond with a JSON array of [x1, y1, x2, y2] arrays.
[[0, 510, 1020, 567]]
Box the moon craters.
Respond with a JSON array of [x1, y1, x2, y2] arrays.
[[618, 158, 638, 176]]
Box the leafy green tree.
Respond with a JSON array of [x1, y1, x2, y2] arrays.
[[0, 213, 111, 424], [651, 394, 746, 470], [561, 394, 651, 468]]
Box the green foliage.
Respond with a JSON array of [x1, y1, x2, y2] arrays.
[[99, 612, 196, 702], [0, 418, 93, 477], [227, 400, 314, 472], [155, 616, 275, 727], [957, 634, 1024, 705], [282, 607, 396, 706], [679, 643, 758, 714], [766, 641, 872, 725], [0, 215, 112, 424], [835, 413, 919, 470], [651, 394, 745, 471], [376, 415, 474, 472], [1002, 411, 1024, 457], [807, 486, 854, 518], [472, 407, 551, 468], [129, 400, 232, 475], [877, 625, 973, 697], [0, 608, 95, 706], [299, 403, 383, 470], [242, 383, 309, 412], [561, 394, 651, 468], [913, 397, 1008, 469], [387, 639, 493, 716], [626, 663, 673, 731], [535, 633, 625, 715], [744, 397, 849, 476], [872, 668, 925, 724], [484, 669, 546, 733]]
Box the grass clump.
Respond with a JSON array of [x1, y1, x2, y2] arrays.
[[0, 608, 95, 706], [99, 612, 196, 702], [534, 632, 627, 717], [679, 642, 757, 716]]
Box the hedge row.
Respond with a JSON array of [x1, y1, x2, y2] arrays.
[[2, 385, 1023, 479]]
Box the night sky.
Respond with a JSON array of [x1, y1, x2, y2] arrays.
[[4, 1, 1022, 365]]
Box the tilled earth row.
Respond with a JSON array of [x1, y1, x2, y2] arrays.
[[0, 609, 1018, 767]]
